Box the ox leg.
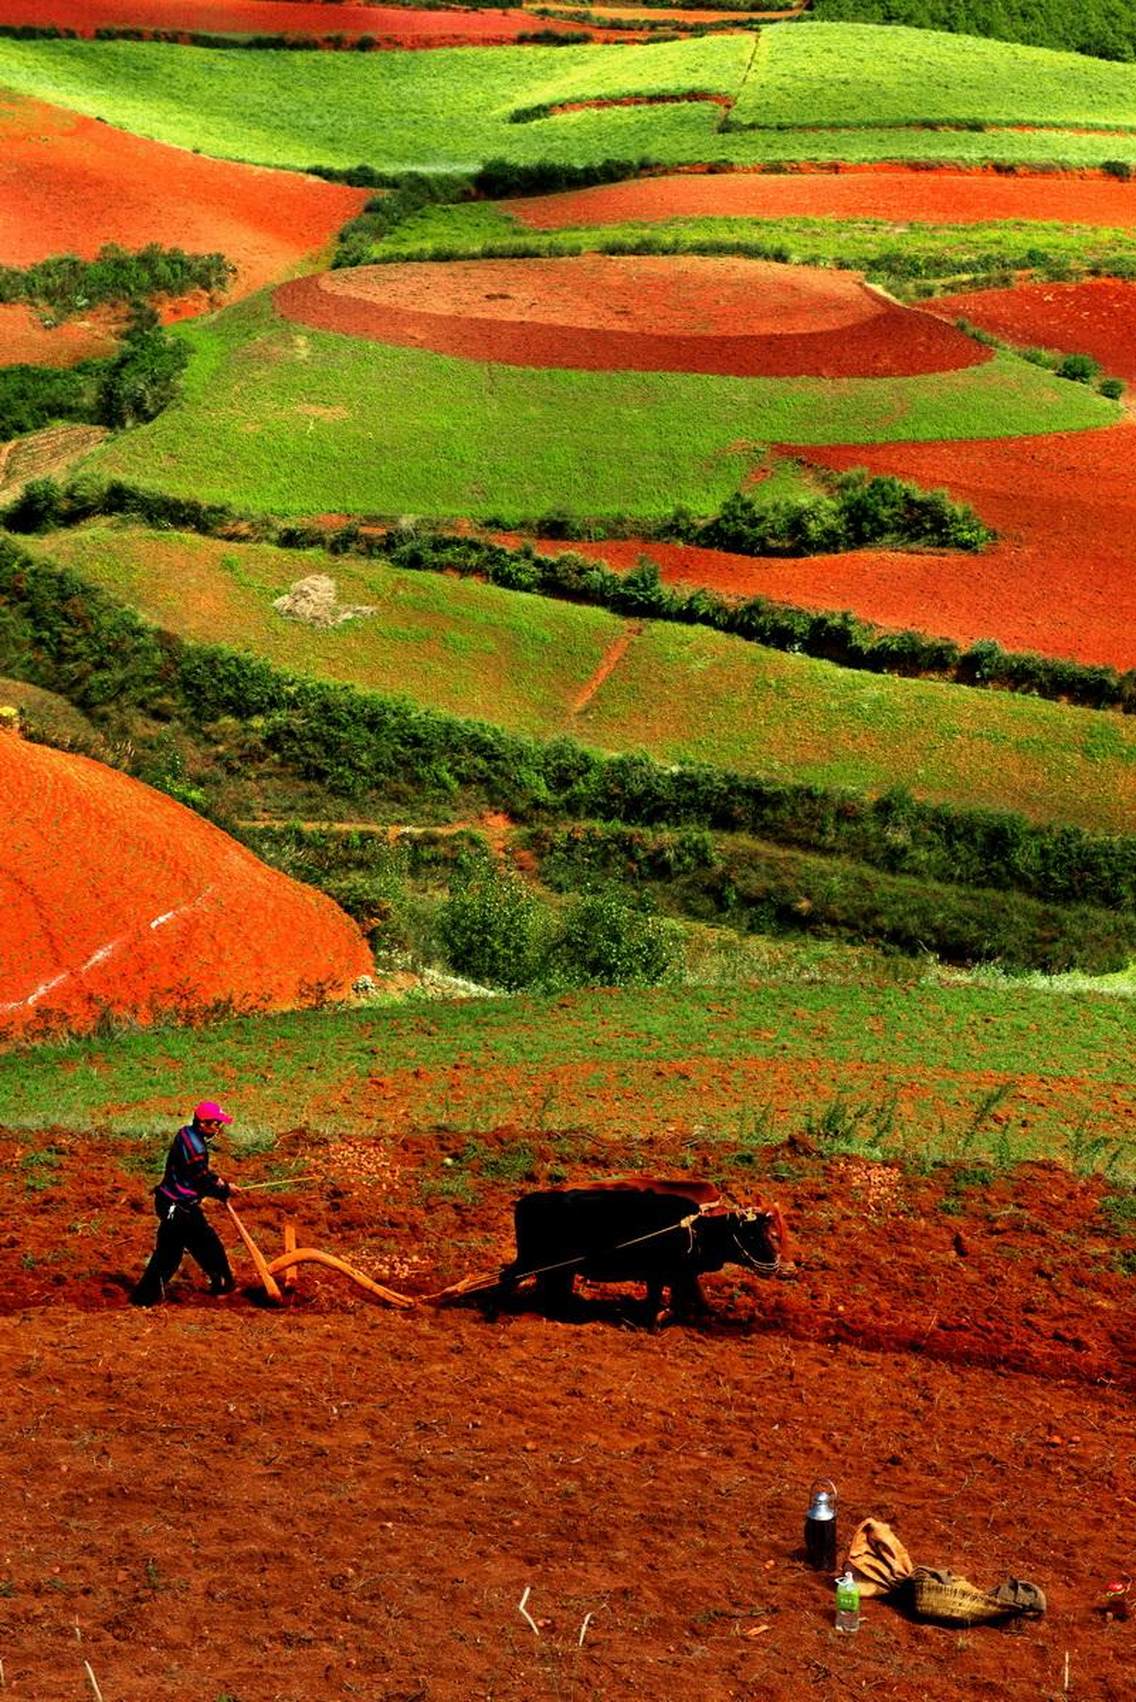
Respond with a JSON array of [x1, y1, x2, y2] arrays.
[[480, 1260, 519, 1321], [643, 1277, 669, 1331], [671, 1272, 710, 1320], [535, 1270, 576, 1317]]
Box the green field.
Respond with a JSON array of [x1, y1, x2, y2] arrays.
[[734, 22, 1136, 128], [3, 28, 1136, 176], [377, 198, 1136, 291], [808, 0, 1136, 66], [75, 293, 1116, 520], [30, 523, 1136, 836], [2, 979, 1133, 1158]]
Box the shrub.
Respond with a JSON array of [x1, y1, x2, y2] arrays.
[[1099, 376, 1126, 399], [551, 887, 683, 986], [97, 305, 190, 428], [1056, 352, 1102, 384], [439, 858, 553, 989]]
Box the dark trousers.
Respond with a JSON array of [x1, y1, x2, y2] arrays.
[[131, 1197, 234, 1305]]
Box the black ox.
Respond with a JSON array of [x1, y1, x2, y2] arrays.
[[492, 1177, 787, 1323]]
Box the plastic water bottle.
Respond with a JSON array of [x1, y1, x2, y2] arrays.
[[804, 1479, 838, 1573], [835, 1570, 861, 1634]]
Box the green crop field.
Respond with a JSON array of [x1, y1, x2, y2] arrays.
[[2, 979, 1133, 1157], [2, 28, 1136, 175], [30, 524, 1136, 837], [23, 524, 620, 738], [735, 22, 1136, 128], [377, 198, 1136, 290], [75, 293, 1116, 521]]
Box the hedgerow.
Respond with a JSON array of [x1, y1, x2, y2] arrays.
[[0, 243, 234, 320], [3, 536, 1136, 915], [0, 312, 188, 440], [527, 822, 1136, 972]]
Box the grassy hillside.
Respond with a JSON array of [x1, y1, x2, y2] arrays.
[[0, 36, 750, 172], [29, 523, 1136, 836], [3, 31, 1136, 175], [807, 0, 1136, 65], [736, 23, 1136, 128], [2, 980, 1133, 1158], [75, 293, 1117, 520]]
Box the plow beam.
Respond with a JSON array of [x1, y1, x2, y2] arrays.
[[266, 1247, 416, 1309]]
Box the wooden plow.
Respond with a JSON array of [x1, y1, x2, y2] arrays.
[[225, 1202, 499, 1310]]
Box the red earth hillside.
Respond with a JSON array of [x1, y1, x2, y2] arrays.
[[0, 729, 371, 1035], [276, 254, 990, 378], [0, 0, 612, 43], [0, 91, 367, 283]]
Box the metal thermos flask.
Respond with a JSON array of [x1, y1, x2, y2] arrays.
[[804, 1479, 838, 1572]]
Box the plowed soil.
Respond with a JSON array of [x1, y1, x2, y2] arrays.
[[0, 0, 601, 43], [0, 91, 366, 293], [276, 256, 990, 378], [534, 422, 1136, 670], [933, 278, 1136, 383], [0, 732, 371, 1035], [0, 303, 116, 368], [3, 1126, 1135, 1699], [509, 166, 1136, 229]]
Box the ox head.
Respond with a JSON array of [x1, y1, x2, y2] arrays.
[[727, 1202, 788, 1277]]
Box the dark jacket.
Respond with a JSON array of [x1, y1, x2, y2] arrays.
[[155, 1125, 231, 1209]]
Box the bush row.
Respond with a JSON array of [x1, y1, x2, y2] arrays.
[[3, 536, 1136, 913], [527, 823, 1136, 973], [689, 476, 991, 554], [331, 174, 473, 268], [0, 243, 234, 320], [7, 476, 1135, 717]]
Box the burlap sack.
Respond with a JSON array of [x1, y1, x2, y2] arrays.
[[848, 1518, 914, 1598]]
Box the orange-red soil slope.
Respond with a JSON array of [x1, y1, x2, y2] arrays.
[[276, 254, 990, 378], [0, 731, 371, 1035], [933, 278, 1136, 384], [2, 0, 607, 43], [558, 423, 1136, 671], [508, 167, 1136, 230], [0, 91, 367, 289]]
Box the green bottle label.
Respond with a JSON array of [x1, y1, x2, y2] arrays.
[[836, 1579, 860, 1613]]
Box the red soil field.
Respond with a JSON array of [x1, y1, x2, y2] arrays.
[[276, 255, 990, 378], [2, 1130, 1135, 1697], [553, 424, 1136, 670], [0, 0, 605, 43], [0, 731, 371, 1035], [933, 278, 1136, 384], [0, 91, 366, 294], [509, 167, 1136, 230], [0, 303, 116, 367]]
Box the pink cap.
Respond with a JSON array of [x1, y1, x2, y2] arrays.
[[193, 1100, 233, 1126]]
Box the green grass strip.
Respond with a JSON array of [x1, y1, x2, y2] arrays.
[[1, 981, 1133, 1145]]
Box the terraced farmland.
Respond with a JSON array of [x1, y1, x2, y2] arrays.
[[4, 12, 1136, 1700], [27, 522, 1136, 836], [75, 287, 1114, 518]]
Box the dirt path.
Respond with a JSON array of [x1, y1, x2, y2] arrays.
[[572, 621, 643, 712]]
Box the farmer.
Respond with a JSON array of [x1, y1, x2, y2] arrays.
[[130, 1101, 240, 1307]]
